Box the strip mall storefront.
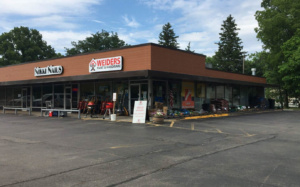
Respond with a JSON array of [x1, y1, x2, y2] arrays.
[[0, 43, 267, 115]]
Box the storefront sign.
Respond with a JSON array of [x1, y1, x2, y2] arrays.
[[132, 101, 147, 123], [181, 81, 195, 109], [34, 65, 63, 77], [89, 56, 122, 73]]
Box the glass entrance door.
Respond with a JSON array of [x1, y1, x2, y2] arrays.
[[130, 83, 148, 115]]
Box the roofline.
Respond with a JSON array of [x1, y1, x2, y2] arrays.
[[205, 67, 266, 79], [0, 43, 206, 69], [0, 70, 272, 87]]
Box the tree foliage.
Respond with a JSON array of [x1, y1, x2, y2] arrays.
[[255, 0, 300, 107], [0, 26, 57, 66], [185, 42, 194, 52], [244, 52, 267, 77], [158, 22, 179, 49], [279, 29, 300, 97], [213, 15, 244, 73], [65, 30, 128, 56]]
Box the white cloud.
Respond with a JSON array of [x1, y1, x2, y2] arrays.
[[0, 0, 102, 36], [41, 31, 91, 54], [0, 0, 101, 16], [141, 0, 263, 56], [92, 20, 105, 24], [122, 15, 140, 28]]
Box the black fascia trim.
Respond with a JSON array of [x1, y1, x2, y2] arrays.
[[0, 70, 149, 86], [148, 70, 272, 87]]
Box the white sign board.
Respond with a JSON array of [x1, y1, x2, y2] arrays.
[[132, 101, 147, 123], [113, 93, 117, 101], [89, 56, 122, 73], [34, 65, 63, 77]]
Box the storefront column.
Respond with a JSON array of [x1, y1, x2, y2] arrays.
[[148, 79, 153, 109]]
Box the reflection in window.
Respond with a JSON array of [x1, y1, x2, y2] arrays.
[[169, 81, 181, 109], [6, 87, 13, 106], [113, 81, 129, 113], [240, 87, 249, 106], [233, 86, 240, 106], [195, 83, 206, 110], [206, 84, 216, 100], [216, 85, 224, 99], [95, 82, 111, 101], [42, 84, 52, 107], [225, 86, 233, 106], [14, 87, 22, 107], [153, 81, 167, 106], [0, 87, 5, 107], [80, 82, 94, 101], [54, 85, 64, 108], [32, 86, 42, 107]]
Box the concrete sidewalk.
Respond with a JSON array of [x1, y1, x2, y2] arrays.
[[2, 109, 283, 123]]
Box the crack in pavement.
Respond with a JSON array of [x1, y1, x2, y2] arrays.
[[106, 135, 276, 187]]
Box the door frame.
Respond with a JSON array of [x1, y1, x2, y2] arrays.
[[129, 83, 148, 115]]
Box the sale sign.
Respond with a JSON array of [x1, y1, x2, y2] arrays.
[[89, 56, 122, 73], [181, 81, 195, 109], [132, 101, 147, 123]]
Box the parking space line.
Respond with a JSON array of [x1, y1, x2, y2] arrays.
[[239, 129, 256, 137], [170, 121, 175, 127]]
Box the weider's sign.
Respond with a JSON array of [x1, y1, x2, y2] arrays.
[[89, 56, 122, 73], [34, 65, 63, 77]]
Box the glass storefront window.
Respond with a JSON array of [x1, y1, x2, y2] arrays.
[[168, 81, 181, 109], [216, 85, 224, 99], [225, 86, 233, 106], [0, 87, 5, 107], [233, 86, 240, 106], [95, 82, 111, 101], [71, 84, 78, 109], [42, 84, 53, 107], [6, 88, 13, 106], [32, 86, 42, 107], [14, 87, 22, 107], [54, 85, 64, 108], [240, 87, 249, 106], [80, 82, 94, 101], [153, 81, 167, 106], [206, 84, 216, 100], [195, 83, 205, 110], [113, 81, 129, 113]]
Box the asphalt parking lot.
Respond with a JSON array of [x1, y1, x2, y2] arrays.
[[0, 111, 299, 187]]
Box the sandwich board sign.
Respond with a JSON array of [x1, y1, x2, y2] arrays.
[[132, 101, 147, 123]]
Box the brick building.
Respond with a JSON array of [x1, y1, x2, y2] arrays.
[[0, 43, 267, 114]]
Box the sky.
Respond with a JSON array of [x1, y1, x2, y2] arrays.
[[0, 0, 264, 57]]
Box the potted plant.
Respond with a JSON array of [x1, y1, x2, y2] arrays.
[[152, 110, 165, 124]]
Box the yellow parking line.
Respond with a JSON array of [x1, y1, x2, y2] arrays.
[[184, 113, 229, 120], [170, 121, 175, 127]]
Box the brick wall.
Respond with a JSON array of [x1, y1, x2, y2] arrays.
[[150, 45, 266, 84], [0, 44, 266, 84], [0, 45, 151, 82]]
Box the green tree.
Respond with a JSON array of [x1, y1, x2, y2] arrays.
[[244, 52, 267, 77], [158, 22, 179, 49], [279, 29, 300, 106], [65, 30, 128, 56], [213, 15, 244, 73], [185, 42, 194, 52], [255, 0, 300, 107], [0, 26, 58, 66]]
